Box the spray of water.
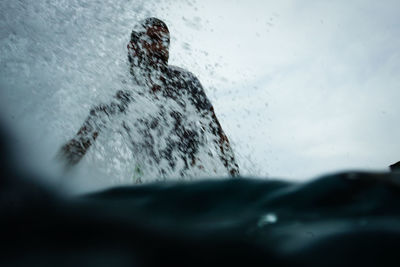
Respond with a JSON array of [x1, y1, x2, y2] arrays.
[[0, 0, 251, 193]]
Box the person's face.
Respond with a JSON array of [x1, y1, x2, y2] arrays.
[[128, 25, 169, 66], [142, 26, 169, 62]]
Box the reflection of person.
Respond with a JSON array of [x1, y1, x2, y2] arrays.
[[59, 17, 239, 177]]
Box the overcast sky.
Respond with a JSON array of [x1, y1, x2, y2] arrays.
[[1, 0, 399, 182]]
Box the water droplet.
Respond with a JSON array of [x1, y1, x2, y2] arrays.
[[258, 213, 278, 227]]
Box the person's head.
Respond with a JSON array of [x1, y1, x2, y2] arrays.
[[128, 17, 170, 68]]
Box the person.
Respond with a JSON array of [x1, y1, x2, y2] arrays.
[[59, 17, 239, 179]]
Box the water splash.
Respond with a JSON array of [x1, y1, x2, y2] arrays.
[[258, 213, 278, 227]]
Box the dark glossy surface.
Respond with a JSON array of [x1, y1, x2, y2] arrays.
[[1, 125, 400, 267]]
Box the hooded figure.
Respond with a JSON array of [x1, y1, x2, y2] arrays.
[[59, 18, 239, 180]]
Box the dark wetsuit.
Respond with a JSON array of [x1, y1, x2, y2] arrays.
[[65, 65, 239, 177]]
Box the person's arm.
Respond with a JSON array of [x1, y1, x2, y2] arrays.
[[187, 74, 240, 177], [207, 106, 240, 177], [58, 90, 133, 168]]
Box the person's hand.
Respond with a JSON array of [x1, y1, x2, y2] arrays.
[[229, 164, 240, 177], [56, 139, 85, 170]]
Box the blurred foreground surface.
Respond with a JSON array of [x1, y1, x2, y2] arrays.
[[2, 124, 400, 267]]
